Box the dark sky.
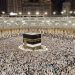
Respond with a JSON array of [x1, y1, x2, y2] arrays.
[[0, 0, 7, 12], [52, 0, 66, 13]]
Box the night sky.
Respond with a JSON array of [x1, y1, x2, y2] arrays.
[[52, 0, 66, 14], [0, 0, 72, 14], [0, 0, 7, 13]]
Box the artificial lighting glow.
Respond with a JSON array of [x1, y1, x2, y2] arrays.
[[10, 20, 14, 23], [2, 11, 5, 14], [63, 10, 66, 13], [72, 24, 75, 26], [73, 11, 75, 14], [36, 11, 39, 15], [9, 12, 17, 16], [0, 17, 75, 29], [42, 21, 45, 23], [69, 11, 73, 14], [23, 22, 27, 25], [22, 20, 25, 23], [19, 12, 22, 15], [68, 21, 72, 23], [44, 12, 48, 15], [4, 21, 7, 23], [27, 12, 31, 15], [53, 11, 56, 15], [61, 11, 64, 15], [46, 20, 50, 23], [64, 23, 68, 26]]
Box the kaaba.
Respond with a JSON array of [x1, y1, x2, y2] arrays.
[[23, 33, 41, 50]]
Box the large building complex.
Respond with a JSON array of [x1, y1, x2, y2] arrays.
[[7, 0, 22, 14], [7, 0, 52, 16], [1, 0, 75, 16]]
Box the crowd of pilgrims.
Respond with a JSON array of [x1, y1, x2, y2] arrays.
[[0, 33, 75, 75]]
